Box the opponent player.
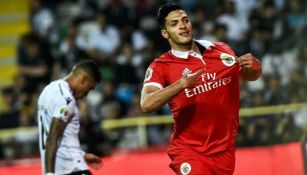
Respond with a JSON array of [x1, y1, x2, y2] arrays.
[[140, 3, 261, 175], [38, 60, 102, 175]]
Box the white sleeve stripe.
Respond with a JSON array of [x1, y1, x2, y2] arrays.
[[143, 82, 163, 90]]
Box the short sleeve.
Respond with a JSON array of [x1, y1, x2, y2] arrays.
[[52, 97, 75, 122], [214, 42, 237, 57], [143, 61, 166, 90]]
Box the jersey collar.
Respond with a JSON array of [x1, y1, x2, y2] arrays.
[[171, 40, 214, 59], [171, 49, 191, 59], [61, 79, 74, 95]]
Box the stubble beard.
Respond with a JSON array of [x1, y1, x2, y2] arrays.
[[168, 32, 193, 50], [182, 39, 193, 47], [178, 36, 193, 50]]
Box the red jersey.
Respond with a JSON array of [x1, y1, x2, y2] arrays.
[[143, 40, 240, 155]]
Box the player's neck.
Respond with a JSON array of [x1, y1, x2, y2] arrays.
[[63, 75, 76, 96], [171, 42, 191, 51], [171, 41, 200, 54], [191, 41, 201, 54]]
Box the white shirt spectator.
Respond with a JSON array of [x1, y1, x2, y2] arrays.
[[132, 30, 149, 51], [262, 49, 298, 86], [217, 13, 248, 42], [88, 25, 120, 55], [32, 8, 55, 40]]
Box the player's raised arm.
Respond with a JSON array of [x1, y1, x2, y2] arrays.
[[140, 69, 203, 113], [238, 53, 262, 81]]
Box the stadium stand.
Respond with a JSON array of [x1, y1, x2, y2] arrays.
[[0, 0, 30, 109]]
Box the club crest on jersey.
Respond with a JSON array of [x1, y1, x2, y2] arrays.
[[59, 106, 69, 118], [144, 67, 153, 82], [220, 53, 236, 66], [180, 162, 191, 175], [182, 68, 192, 76]]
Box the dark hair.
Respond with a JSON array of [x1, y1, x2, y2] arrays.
[[74, 60, 102, 83], [157, 3, 183, 29]]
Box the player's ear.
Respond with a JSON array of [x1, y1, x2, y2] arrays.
[[161, 30, 169, 39], [80, 74, 87, 85]]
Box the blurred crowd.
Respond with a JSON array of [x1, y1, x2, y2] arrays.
[[0, 0, 306, 159]]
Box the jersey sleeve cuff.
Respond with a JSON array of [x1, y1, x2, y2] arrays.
[[81, 150, 86, 156], [143, 82, 163, 90]]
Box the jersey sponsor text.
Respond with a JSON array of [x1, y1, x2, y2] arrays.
[[185, 73, 232, 98]]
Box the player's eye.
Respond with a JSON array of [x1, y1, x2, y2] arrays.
[[170, 22, 177, 27]]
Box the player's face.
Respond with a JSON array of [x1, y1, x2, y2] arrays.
[[163, 10, 193, 50], [75, 76, 96, 99]]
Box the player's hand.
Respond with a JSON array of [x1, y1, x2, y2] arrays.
[[238, 53, 261, 81], [180, 68, 204, 88], [84, 153, 103, 170], [238, 53, 260, 71]]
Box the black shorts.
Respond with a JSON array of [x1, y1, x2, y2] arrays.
[[64, 170, 92, 175]]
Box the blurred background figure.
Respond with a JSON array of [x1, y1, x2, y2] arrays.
[[17, 33, 54, 95], [0, 86, 20, 129], [30, 0, 57, 44], [86, 10, 121, 65]]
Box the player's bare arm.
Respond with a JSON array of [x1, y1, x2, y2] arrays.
[[45, 118, 67, 173], [140, 69, 203, 113], [238, 53, 262, 81]]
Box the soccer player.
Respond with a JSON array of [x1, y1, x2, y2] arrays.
[[38, 60, 103, 175], [140, 3, 261, 175]]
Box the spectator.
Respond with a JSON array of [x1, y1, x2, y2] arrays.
[[30, 0, 57, 44], [262, 40, 298, 86], [86, 11, 121, 65], [57, 20, 89, 77], [94, 81, 126, 120], [114, 42, 139, 86], [200, 23, 228, 43], [216, 0, 249, 43], [79, 99, 112, 156], [0, 87, 20, 128], [103, 0, 131, 29], [17, 33, 54, 94], [284, 0, 306, 32]]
